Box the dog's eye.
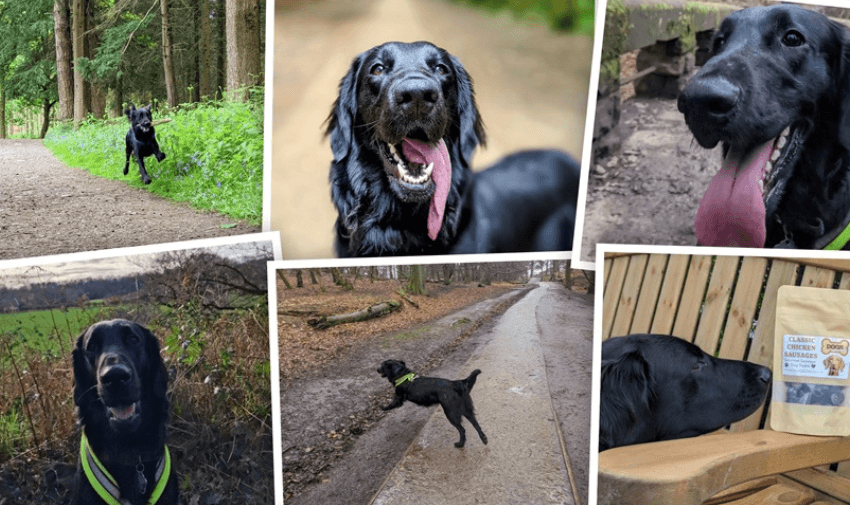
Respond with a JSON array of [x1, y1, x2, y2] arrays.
[[370, 64, 385, 76], [435, 64, 450, 76], [781, 30, 805, 47]]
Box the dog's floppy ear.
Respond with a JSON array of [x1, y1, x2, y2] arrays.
[[124, 103, 136, 121], [599, 350, 655, 451], [448, 54, 486, 168], [325, 53, 364, 163], [72, 326, 97, 409], [137, 323, 169, 408], [832, 22, 850, 151]]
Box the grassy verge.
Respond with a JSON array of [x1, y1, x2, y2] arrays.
[[43, 91, 263, 226]]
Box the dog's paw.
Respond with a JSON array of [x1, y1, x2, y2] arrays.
[[481, 435, 488, 445], [156, 153, 166, 162], [380, 406, 390, 411], [123, 166, 129, 175], [143, 177, 152, 185], [454, 441, 465, 448]]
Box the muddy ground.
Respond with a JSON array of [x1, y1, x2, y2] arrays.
[[580, 97, 720, 262], [280, 280, 593, 505], [0, 139, 258, 260], [271, 0, 592, 259]]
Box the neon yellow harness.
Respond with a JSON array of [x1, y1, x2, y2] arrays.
[[395, 373, 416, 387], [80, 433, 171, 505]]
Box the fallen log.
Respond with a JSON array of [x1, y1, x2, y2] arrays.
[[308, 301, 400, 329], [396, 289, 419, 308]]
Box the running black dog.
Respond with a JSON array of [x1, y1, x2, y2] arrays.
[[678, 5, 850, 249], [377, 359, 487, 448], [124, 104, 166, 185], [72, 320, 178, 504], [327, 41, 579, 256], [599, 334, 771, 451]]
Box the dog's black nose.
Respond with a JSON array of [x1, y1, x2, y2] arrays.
[[678, 76, 740, 117], [394, 78, 439, 115], [756, 366, 771, 384], [100, 360, 132, 387]]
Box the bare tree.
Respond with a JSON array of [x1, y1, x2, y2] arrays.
[[225, 0, 261, 100], [54, 0, 73, 121], [161, 0, 178, 107], [406, 265, 426, 295], [198, 0, 212, 98], [72, 0, 89, 126]]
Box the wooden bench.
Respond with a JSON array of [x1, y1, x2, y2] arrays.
[[600, 253, 850, 505]]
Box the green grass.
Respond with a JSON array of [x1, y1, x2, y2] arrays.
[[43, 92, 264, 226], [452, 0, 595, 35], [0, 306, 114, 361]]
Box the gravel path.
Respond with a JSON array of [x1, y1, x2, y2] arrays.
[[0, 139, 259, 260]]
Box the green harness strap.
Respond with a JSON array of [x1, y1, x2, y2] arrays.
[[395, 373, 416, 387], [80, 433, 171, 505]]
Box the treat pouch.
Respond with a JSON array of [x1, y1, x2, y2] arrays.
[[772, 285, 850, 436]]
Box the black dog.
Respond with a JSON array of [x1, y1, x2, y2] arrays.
[[377, 359, 487, 448], [599, 334, 771, 451], [124, 104, 166, 185], [326, 41, 579, 256], [72, 319, 178, 505], [678, 5, 850, 249]]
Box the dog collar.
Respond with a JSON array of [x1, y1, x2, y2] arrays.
[[80, 433, 171, 505], [819, 211, 850, 250], [394, 373, 416, 387]]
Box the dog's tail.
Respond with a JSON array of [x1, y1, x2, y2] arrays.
[[461, 369, 482, 393]]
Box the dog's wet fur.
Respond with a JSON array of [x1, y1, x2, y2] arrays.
[[377, 359, 487, 448]]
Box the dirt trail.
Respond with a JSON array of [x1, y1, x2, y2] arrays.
[[579, 98, 720, 262], [370, 282, 590, 505], [281, 282, 593, 505], [271, 0, 593, 259], [0, 139, 258, 260]]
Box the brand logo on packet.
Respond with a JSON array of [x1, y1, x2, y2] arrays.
[[821, 338, 849, 356]]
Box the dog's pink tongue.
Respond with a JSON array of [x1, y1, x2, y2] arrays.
[[694, 140, 774, 247], [402, 138, 451, 240]]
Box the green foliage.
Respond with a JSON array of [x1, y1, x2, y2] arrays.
[[42, 93, 264, 225], [0, 306, 114, 362], [0, 0, 58, 108], [451, 0, 595, 34]]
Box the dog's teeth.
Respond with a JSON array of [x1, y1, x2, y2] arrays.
[[770, 148, 781, 162], [759, 179, 764, 192], [765, 161, 773, 175], [777, 135, 787, 149], [782, 127, 790, 138]]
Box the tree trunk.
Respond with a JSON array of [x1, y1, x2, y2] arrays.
[[40, 100, 54, 138], [308, 301, 400, 330], [161, 0, 178, 108], [0, 84, 6, 139], [54, 0, 74, 122], [406, 265, 426, 295], [277, 270, 293, 290], [309, 269, 318, 285], [72, 0, 89, 127], [86, 1, 105, 119], [225, 0, 260, 101], [198, 0, 212, 99], [563, 261, 573, 290], [295, 270, 303, 288]]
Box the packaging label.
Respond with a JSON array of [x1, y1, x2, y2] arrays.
[[782, 335, 849, 380]]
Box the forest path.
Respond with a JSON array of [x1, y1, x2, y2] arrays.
[[271, 0, 593, 258], [0, 139, 257, 260]]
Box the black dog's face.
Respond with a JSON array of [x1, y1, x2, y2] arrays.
[[377, 359, 407, 380], [678, 5, 848, 246], [356, 42, 457, 203], [73, 320, 165, 434], [600, 335, 771, 450], [126, 105, 154, 134]]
